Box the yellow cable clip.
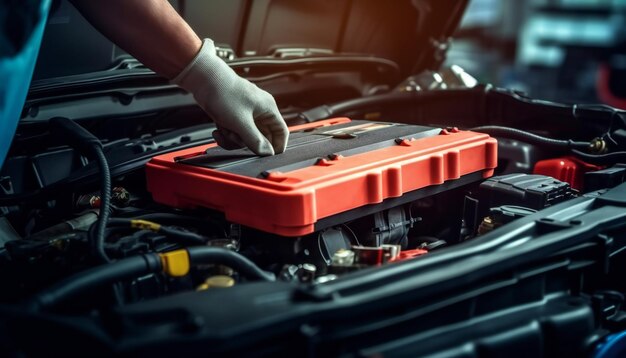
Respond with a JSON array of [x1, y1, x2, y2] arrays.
[[159, 250, 191, 277], [130, 219, 161, 232]]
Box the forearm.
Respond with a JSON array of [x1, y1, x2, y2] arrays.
[[70, 0, 201, 79], [71, 0, 289, 155]]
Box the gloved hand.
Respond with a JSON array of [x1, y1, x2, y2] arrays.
[[173, 39, 288, 156]]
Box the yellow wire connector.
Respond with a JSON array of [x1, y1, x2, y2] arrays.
[[159, 249, 191, 277], [130, 219, 161, 232]]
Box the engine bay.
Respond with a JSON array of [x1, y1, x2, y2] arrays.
[[0, 94, 613, 306], [2, 87, 626, 355], [2, 114, 503, 303]]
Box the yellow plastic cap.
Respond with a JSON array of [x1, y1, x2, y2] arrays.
[[159, 250, 190, 277]]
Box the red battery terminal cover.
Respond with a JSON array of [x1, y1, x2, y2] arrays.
[[533, 156, 603, 191], [146, 118, 498, 237]]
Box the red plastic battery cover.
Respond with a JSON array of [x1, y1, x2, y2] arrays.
[[146, 118, 498, 237]]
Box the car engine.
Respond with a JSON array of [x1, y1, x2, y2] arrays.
[[2, 84, 626, 355]]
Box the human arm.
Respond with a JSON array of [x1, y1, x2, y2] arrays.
[[70, 0, 288, 155]]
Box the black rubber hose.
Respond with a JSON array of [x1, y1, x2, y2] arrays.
[[471, 126, 591, 151], [28, 248, 274, 311], [187, 247, 276, 282], [26, 254, 162, 311]]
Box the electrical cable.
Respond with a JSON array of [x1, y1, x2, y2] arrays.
[[130, 212, 228, 237], [571, 149, 626, 165], [471, 126, 591, 151], [88, 218, 209, 247], [341, 224, 362, 246], [470, 125, 626, 165], [49, 117, 112, 264], [93, 147, 112, 263]]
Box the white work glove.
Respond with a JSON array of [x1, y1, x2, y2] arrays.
[[173, 39, 288, 156]]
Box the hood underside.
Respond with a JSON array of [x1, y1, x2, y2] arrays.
[[34, 0, 468, 80]]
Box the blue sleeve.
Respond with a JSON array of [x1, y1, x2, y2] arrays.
[[0, 0, 51, 170]]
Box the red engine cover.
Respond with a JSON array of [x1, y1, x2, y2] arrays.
[[146, 118, 497, 236]]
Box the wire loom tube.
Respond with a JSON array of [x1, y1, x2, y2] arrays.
[[27, 247, 275, 311], [92, 147, 112, 263], [48, 117, 112, 264]]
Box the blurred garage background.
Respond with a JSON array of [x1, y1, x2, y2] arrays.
[[449, 0, 626, 107]]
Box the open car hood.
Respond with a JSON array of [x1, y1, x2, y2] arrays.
[[33, 0, 468, 80], [1, 0, 468, 168]]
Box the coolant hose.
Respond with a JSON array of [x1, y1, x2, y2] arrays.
[[27, 254, 162, 311], [27, 247, 275, 311]]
